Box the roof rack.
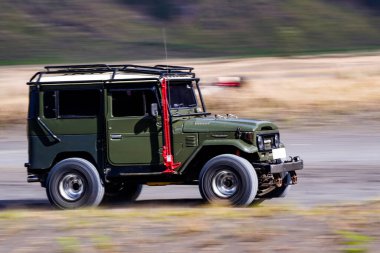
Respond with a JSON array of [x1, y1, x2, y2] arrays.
[[154, 65, 193, 72], [30, 63, 196, 83], [44, 64, 113, 72], [44, 64, 193, 74]]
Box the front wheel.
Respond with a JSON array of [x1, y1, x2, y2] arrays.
[[46, 158, 104, 209], [199, 154, 258, 206]]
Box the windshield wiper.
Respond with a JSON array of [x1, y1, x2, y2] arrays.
[[171, 112, 211, 117]]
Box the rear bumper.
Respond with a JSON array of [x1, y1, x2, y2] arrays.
[[252, 156, 303, 174]]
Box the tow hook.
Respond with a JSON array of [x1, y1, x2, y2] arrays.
[[289, 171, 298, 184], [274, 176, 283, 188]]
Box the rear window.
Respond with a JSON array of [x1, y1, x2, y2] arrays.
[[44, 89, 100, 118], [28, 87, 39, 119]]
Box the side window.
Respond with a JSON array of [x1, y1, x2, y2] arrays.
[[28, 86, 39, 119], [169, 82, 197, 108], [44, 91, 57, 118], [111, 89, 157, 117], [59, 90, 100, 117], [43, 89, 100, 118]]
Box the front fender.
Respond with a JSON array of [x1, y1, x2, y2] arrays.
[[178, 139, 257, 174], [201, 139, 258, 153]]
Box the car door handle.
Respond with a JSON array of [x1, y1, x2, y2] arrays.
[[110, 134, 122, 140]]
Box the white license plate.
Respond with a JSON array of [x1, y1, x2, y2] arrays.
[[272, 148, 287, 159]]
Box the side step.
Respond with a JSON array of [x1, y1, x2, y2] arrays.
[[27, 174, 40, 183]]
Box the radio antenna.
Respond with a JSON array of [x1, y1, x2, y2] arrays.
[[162, 28, 169, 72]]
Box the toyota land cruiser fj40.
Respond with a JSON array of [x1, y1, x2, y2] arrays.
[[25, 64, 303, 209]]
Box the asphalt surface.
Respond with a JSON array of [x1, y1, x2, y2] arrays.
[[0, 124, 379, 209]]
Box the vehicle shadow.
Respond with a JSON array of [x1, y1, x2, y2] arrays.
[[102, 198, 206, 208], [0, 198, 206, 210], [0, 199, 52, 210]]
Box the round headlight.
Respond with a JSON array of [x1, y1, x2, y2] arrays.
[[274, 134, 280, 148], [257, 135, 264, 150]]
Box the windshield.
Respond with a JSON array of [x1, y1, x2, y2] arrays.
[[169, 82, 197, 108]]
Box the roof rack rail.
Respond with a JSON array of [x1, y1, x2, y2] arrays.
[[44, 64, 193, 74], [121, 64, 167, 73], [45, 64, 113, 72], [154, 65, 193, 72]]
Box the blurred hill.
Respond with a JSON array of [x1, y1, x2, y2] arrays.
[[0, 0, 380, 65]]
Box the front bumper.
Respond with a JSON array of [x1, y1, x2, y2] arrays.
[[252, 156, 303, 174]]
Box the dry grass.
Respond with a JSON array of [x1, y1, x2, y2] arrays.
[[0, 65, 33, 125], [198, 53, 380, 126], [0, 201, 379, 252], [1, 53, 380, 127]]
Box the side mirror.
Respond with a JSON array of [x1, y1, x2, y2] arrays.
[[151, 103, 159, 117]]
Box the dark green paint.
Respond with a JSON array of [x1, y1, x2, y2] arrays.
[[27, 79, 281, 178], [28, 134, 98, 169], [183, 117, 278, 133]]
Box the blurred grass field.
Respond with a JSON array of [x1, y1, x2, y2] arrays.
[[1, 53, 380, 252], [1, 1, 380, 251], [1, 0, 380, 64], [1, 52, 380, 128], [0, 201, 379, 252]]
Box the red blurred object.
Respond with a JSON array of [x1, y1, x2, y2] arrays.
[[216, 76, 242, 87]]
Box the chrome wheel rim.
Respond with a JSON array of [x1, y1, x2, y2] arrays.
[[211, 169, 238, 198], [59, 173, 85, 201]]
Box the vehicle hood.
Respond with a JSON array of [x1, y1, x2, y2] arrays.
[[182, 117, 278, 133]]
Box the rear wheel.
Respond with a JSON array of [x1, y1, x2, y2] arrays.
[[103, 182, 142, 203], [199, 154, 258, 206], [46, 158, 104, 209]]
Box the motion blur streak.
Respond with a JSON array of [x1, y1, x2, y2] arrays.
[[0, 0, 380, 64], [1, 0, 380, 252]]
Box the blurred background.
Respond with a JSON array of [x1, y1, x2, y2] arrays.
[[0, 0, 380, 64], [0, 1, 380, 252], [1, 0, 380, 124]]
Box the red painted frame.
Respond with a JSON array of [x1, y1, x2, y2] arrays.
[[161, 78, 181, 173]]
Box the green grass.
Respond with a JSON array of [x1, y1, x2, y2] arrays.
[[92, 235, 115, 252], [0, 202, 379, 252], [337, 230, 374, 253], [0, 0, 380, 65], [56, 237, 81, 253]]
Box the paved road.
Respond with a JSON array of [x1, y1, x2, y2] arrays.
[[0, 124, 379, 209]]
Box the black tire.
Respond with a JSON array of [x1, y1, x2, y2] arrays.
[[261, 172, 292, 199], [46, 158, 105, 209], [103, 182, 143, 203], [199, 154, 258, 206]]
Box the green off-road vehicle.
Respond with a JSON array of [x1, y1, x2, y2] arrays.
[[25, 64, 303, 209]]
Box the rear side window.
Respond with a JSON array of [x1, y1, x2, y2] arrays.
[[44, 89, 100, 118], [44, 91, 57, 118], [59, 90, 99, 117], [28, 87, 39, 119]]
